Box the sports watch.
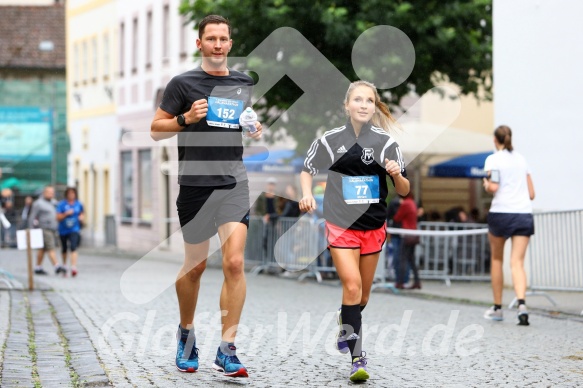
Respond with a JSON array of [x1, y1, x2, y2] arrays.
[[177, 114, 188, 127]]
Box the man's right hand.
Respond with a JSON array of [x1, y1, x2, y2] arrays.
[[186, 99, 208, 124]]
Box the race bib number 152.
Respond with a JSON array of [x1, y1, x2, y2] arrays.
[[206, 96, 245, 129]]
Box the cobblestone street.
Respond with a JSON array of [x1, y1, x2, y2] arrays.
[[1, 250, 582, 387]]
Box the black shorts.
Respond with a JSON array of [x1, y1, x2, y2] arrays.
[[60, 232, 80, 253], [487, 212, 534, 239], [177, 181, 250, 244]]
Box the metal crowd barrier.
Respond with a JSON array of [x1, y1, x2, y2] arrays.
[[528, 209, 583, 292], [247, 218, 491, 285], [503, 209, 583, 314], [371, 223, 489, 289], [248, 216, 325, 281], [415, 222, 490, 285]]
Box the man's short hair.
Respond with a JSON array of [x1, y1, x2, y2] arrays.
[[198, 14, 231, 39]]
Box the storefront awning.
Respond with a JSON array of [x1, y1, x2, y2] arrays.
[[428, 152, 493, 178]]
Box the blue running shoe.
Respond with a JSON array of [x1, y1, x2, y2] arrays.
[[175, 336, 198, 372], [336, 308, 349, 354], [212, 346, 249, 378], [350, 352, 370, 382]]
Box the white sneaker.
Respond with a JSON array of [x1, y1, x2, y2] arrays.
[[517, 304, 529, 326], [335, 308, 349, 354], [483, 306, 503, 321]]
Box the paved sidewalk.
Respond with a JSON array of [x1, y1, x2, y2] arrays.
[[369, 280, 583, 319], [0, 285, 110, 387], [1, 248, 582, 387]]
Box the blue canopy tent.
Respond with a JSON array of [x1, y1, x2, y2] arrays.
[[243, 149, 304, 173], [427, 152, 493, 178]]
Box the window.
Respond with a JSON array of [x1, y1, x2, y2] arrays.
[[103, 32, 110, 80], [138, 150, 152, 223], [146, 11, 152, 69], [83, 169, 89, 223], [74, 159, 80, 185], [74, 43, 79, 85], [162, 5, 169, 60], [92, 36, 98, 82], [119, 22, 125, 77], [121, 151, 133, 222], [103, 169, 110, 215], [82, 127, 89, 150], [92, 168, 98, 228], [132, 17, 138, 74], [82, 40, 88, 83], [180, 15, 188, 59]]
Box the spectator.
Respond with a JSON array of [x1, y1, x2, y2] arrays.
[[275, 184, 301, 219], [469, 208, 481, 223], [1, 200, 17, 248], [56, 187, 85, 277], [429, 210, 442, 221], [312, 184, 333, 277], [387, 196, 408, 286], [272, 184, 301, 268], [445, 206, 468, 223], [417, 200, 427, 222], [28, 186, 65, 275], [19, 196, 33, 229], [255, 177, 278, 259], [254, 177, 277, 217], [394, 192, 421, 289], [1, 188, 13, 209]]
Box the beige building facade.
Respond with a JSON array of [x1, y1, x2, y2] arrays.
[[66, 0, 119, 246]]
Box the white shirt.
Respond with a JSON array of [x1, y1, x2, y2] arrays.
[[484, 150, 532, 213]]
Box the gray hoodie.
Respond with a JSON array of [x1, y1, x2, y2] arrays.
[[28, 197, 58, 230]]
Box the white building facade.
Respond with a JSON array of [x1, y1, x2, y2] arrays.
[[494, 0, 583, 211], [115, 0, 198, 252], [494, 0, 583, 288]]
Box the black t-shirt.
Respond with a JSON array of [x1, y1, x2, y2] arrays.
[[387, 196, 402, 228], [266, 197, 276, 214], [303, 121, 407, 230], [159, 67, 254, 187]]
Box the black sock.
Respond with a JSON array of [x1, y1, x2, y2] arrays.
[[517, 299, 526, 306], [360, 304, 367, 312], [493, 304, 502, 311], [178, 325, 195, 343], [341, 304, 362, 360]]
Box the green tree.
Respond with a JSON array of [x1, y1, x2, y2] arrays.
[[180, 0, 492, 152]]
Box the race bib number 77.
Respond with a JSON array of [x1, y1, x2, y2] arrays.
[[342, 176, 380, 204]]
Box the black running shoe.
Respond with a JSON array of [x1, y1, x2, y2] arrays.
[[517, 305, 529, 326]]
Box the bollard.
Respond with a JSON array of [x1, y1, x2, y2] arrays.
[[26, 229, 34, 291]]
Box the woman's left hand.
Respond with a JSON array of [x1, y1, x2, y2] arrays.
[[385, 158, 401, 177]]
